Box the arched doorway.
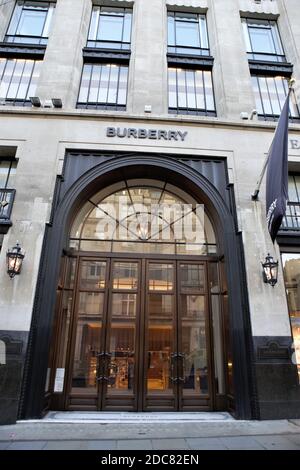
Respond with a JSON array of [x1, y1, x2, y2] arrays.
[[21, 155, 254, 420], [49, 179, 230, 412]]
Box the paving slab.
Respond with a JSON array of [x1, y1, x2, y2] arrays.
[[43, 440, 90, 450], [117, 440, 153, 450], [220, 436, 264, 450], [253, 435, 300, 450], [0, 442, 11, 450], [186, 437, 227, 450], [86, 440, 117, 450], [7, 441, 47, 450], [151, 438, 189, 450]]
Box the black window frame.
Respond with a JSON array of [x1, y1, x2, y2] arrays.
[[167, 10, 216, 117], [242, 17, 286, 63], [78, 5, 132, 111], [86, 5, 132, 51], [4, 1, 56, 46], [281, 174, 300, 232], [0, 158, 17, 229], [167, 11, 210, 58]]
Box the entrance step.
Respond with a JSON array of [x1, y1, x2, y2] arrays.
[[36, 411, 235, 424]]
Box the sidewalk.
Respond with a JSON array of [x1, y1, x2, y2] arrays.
[[1, 413, 300, 450]]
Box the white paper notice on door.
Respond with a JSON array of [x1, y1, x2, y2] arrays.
[[54, 368, 65, 393]]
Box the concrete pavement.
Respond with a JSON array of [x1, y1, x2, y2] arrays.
[[0, 414, 300, 450]]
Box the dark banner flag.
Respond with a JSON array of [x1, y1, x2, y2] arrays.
[[266, 92, 290, 242]]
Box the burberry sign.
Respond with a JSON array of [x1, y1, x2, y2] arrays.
[[106, 127, 188, 141]]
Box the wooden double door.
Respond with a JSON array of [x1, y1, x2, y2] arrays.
[[59, 256, 216, 411]]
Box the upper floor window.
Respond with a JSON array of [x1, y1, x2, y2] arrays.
[[0, 160, 17, 189], [251, 75, 300, 121], [77, 63, 128, 110], [168, 11, 209, 56], [5, 1, 55, 45], [87, 6, 132, 50], [281, 174, 300, 231], [0, 57, 41, 106], [168, 67, 216, 116], [0, 159, 17, 222], [242, 18, 285, 62]]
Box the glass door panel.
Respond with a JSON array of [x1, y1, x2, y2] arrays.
[[181, 294, 208, 395], [71, 291, 105, 393], [71, 259, 107, 398], [103, 261, 139, 408], [145, 262, 176, 408]]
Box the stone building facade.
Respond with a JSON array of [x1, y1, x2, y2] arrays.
[[0, 0, 300, 424]]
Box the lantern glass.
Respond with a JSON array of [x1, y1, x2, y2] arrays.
[[262, 254, 278, 287], [6, 243, 25, 278]]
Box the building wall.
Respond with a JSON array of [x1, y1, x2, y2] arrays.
[[0, 0, 300, 423]]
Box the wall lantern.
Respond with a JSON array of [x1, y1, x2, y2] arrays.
[[6, 242, 25, 279], [262, 253, 278, 287]]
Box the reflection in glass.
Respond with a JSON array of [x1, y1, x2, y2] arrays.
[[80, 260, 106, 289], [113, 262, 138, 290], [180, 264, 205, 293], [181, 295, 208, 395], [282, 253, 300, 381], [149, 264, 174, 291], [72, 292, 104, 392], [107, 293, 136, 395], [147, 294, 174, 393]]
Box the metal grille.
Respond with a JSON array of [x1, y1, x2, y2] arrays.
[[77, 63, 128, 110], [0, 57, 41, 106], [168, 67, 216, 116]]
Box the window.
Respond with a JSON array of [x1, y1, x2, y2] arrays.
[[5, 1, 55, 45], [168, 11, 209, 56], [0, 57, 41, 106], [0, 159, 17, 222], [281, 174, 300, 231], [77, 63, 128, 110], [168, 67, 215, 116], [78, 6, 132, 110], [87, 6, 132, 50], [242, 18, 285, 62], [281, 253, 300, 382], [252, 75, 300, 121], [167, 11, 215, 116]]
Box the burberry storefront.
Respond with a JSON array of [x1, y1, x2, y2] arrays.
[[19, 151, 255, 420]]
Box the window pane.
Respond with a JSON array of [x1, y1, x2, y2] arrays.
[[112, 262, 138, 290], [0, 60, 16, 99], [199, 15, 208, 49], [88, 7, 100, 41], [203, 71, 214, 111], [168, 15, 175, 46], [26, 60, 40, 98], [271, 22, 284, 55], [168, 68, 177, 108], [0, 161, 10, 188], [7, 3, 22, 35], [78, 64, 92, 103], [123, 12, 132, 44], [177, 69, 187, 108], [7, 60, 25, 98], [176, 21, 200, 48], [249, 26, 275, 54], [16, 60, 33, 99], [98, 65, 110, 103], [149, 264, 174, 291], [186, 70, 196, 109], [241, 19, 251, 52], [267, 76, 281, 115], [251, 75, 264, 114], [98, 14, 123, 42], [16, 10, 46, 37], [88, 65, 101, 102], [80, 260, 106, 289], [42, 4, 55, 38], [195, 70, 205, 109], [258, 76, 272, 115], [180, 264, 205, 293], [107, 65, 119, 104], [288, 175, 298, 202], [117, 66, 128, 105]]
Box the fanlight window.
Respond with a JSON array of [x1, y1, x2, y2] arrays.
[[70, 180, 217, 255]]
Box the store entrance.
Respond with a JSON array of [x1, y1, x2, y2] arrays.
[[54, 256, 217, 411], [47, 180, 229, 412]]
